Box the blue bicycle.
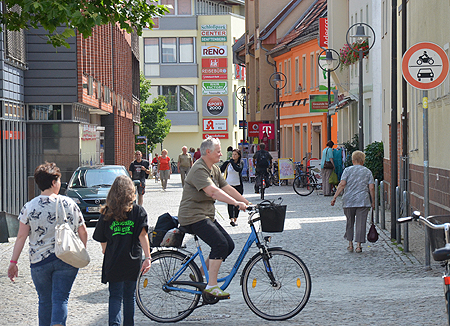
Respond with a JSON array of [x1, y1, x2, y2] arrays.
[[136, 202, 311, 322]]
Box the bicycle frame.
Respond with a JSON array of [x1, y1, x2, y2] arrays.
[[164, 220, 263, 295]]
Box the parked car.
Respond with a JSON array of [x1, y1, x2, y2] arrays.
[[64, 165, 138, 224]]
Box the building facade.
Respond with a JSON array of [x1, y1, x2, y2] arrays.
[[140, 0, 245, 158]]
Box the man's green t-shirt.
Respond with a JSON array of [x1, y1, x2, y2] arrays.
[[177, 158, 228, 226]]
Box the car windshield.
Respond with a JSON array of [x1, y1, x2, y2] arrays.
[[70, 168, 127, 188]]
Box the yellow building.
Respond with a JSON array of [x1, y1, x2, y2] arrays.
[[140, 0, 245, 159]]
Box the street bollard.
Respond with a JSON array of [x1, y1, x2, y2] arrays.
[[396, 186, 401, 243], [380, 181, 385, 229], [403, 190, 409, 252], [375, 179, 379, 224]]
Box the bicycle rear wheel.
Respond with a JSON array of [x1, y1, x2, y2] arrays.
[[293, 175, 314, 196], [136, 250, 202, 323], [241, 249, 311, 320]]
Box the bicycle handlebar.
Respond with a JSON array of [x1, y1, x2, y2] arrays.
[[398, 211, 450, 230]]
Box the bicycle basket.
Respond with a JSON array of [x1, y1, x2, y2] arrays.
[[258, 201, 287, 233], [426, 215, 450, 255]]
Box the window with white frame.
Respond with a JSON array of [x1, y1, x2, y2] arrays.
[[310, 53, 314, 89], [159, 0, 192, 15], [287, 59, 291, 93], [295, 57, 299, 92], [156, 85, 196, 112], [302, 55, 306, 90], [144, 37, 195, 76]]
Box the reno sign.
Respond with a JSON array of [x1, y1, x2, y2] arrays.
[[202, 45, 227, 57]]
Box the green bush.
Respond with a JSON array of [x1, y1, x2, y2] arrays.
[[364, 141, 384, 181], [343, 134, 359, 167]]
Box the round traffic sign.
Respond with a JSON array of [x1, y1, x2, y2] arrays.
[[402, 42, 449, 90]]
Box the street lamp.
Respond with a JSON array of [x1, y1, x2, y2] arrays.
[[269, 72, 287, 159], [346, 22, 375, 151], [318, 49, 340, 142], [236, 86, 247, 147]]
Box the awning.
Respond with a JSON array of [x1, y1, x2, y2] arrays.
[[328, 96, 356, 115]]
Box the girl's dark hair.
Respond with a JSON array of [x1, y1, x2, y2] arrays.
[[227, 146, 233, 151], [232, 149, 241, 163], [327, 140, 334, 147], [34, 162, 61, 191], [100, 175, 136, 221]]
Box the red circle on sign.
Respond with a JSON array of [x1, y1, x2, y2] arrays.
[[206, 97, 224, 115], [402, 42, 449, 90]]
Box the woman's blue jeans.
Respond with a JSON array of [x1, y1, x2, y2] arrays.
[[108, 280, 137, 326], [30, 259, 79, 326]]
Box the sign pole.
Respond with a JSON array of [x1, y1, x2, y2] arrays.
[[423, 91, 431, 268]]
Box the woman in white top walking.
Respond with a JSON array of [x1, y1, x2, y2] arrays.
[[220, 149, 244, 226]]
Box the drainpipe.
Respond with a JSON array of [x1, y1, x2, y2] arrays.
[[391, 0, 398, 241]]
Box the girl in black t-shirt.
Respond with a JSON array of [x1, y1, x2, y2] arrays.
[[93, 175, 151, 326]]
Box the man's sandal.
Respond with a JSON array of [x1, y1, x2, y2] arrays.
[[355, 246, 362, 253], [347, 246, 354, 252]]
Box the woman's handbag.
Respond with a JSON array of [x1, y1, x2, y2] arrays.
[[329, 171, 339, 185], [54, 196, 90, 268], [323, 148, 334, 169], [367, 209, 379, 243], [323, 160, 334, 169]]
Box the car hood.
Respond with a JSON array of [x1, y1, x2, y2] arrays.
[[67, 187, 110, 199]]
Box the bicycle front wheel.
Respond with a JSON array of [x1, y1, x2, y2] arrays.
[[293, 175, 314, 196], [136, 250, 202, 323], [241, 249, 311, 321]]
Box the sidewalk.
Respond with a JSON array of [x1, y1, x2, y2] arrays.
[[0, 173, 446, 325]]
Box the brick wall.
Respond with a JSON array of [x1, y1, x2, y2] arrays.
[[384, 122, 450, 215], [77, 23, 138, 167]]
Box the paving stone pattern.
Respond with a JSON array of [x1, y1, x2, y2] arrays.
[[0, 174, 447, 325]]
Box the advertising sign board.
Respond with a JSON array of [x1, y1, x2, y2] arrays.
[[201, 46, 227, 57], [202, 82, 228, 95], [203, 118, 228, 132], [202, 96, 228, 116]]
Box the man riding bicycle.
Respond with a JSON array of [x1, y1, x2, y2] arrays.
[[177, 137, 250, 298], [253, 143, 273, 194]]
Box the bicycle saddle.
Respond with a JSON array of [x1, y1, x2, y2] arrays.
[[178, 225, 193, 234], [432, 245, 450, 262]]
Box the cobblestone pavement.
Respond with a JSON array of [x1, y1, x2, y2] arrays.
[[1, 174, 447, 325]]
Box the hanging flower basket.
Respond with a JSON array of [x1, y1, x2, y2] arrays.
[[339, 40, 369, 68]]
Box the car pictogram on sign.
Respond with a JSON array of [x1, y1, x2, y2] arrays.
[[417, 68, 434, 81]]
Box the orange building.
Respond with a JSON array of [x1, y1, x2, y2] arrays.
[[268, 0, 334, 162]]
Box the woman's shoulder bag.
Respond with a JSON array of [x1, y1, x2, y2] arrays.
[[54, 195, 90, 268]]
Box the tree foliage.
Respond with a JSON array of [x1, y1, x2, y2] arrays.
[[364, 141, 384, 181], [0, 0, 169, 48], [136, 74, 171, 153]]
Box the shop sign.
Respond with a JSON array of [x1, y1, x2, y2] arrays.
[[203, 133, 229, 139], [203, 118, 228, 131], [202, 74, 228, 80], [202, 58, 227, 68], [202, 45, 227, 57], [201, 24, 227, 31], [202, 96, 228, 116], [319, 18, 328, 48], [259, 123, 275, 139], [309, 94, 334, 113], [202, 82, 228, 95], [248, 122, 260, 137]]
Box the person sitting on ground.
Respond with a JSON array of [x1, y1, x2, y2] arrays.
[[177, 137, 250, 298]]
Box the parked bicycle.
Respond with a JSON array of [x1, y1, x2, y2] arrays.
[[292, 161, 321, 196], [136, 200, 311, 322], [398, 211, 450, 325]]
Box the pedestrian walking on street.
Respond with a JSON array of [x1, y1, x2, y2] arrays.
[[193, 147, 201, 162], [93, 175, 151, 326], [321, 140, 335, 196], [129, 150, 150, 205], [178, 137, 250, 298], [158, 149, 171, 191], [151, 153, 159, 182], [331, 151, 375, 253], [220, 148, 244, 227], [8, 162, 88, 326], [253, 143, 273, 194], [177, 146, 193, 187]]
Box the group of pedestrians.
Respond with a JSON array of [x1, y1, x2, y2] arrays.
[[8, 162, 151, 326], [7, 137, 378, 325]]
